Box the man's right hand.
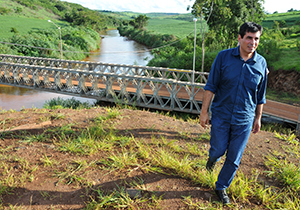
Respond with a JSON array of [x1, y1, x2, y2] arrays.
[[199, 90, 214, 128]]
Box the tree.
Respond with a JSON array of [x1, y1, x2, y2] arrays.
[[192, 0, 265, 48], [129, 15, 150, 29], [189, 0, 215, 75], [10, 27, 19, 34]]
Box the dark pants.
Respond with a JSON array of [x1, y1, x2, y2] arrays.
[[209, 116, 253, 190]]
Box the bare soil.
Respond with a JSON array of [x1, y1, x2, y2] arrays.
[[268, 69, 300, 99], [0, 107, 297, 209]]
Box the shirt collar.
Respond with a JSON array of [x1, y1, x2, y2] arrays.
[[232, 46, 257, 62]]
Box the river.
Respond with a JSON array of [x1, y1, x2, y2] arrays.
[[0, 30, 153, 111]]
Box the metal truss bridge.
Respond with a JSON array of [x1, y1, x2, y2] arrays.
[[0, 54, 208, 114], [0, 54, 299, 134]]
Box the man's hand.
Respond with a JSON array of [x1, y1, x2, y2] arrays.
[[252, 104, 263, 134], [199, 90, 214, 128], [199, 112, 210, 128], [252, 117, 261, 134]]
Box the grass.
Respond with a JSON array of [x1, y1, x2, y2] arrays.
[[271, 41, 300, 72], [146, 17, 205, 38], [0, 15, 68, 40], [262, 11, 300, 28], [43, 97, 92, 110], [0, 103, 299, 209], [0, 0, 58, 19], [266, 88, 300, 105]]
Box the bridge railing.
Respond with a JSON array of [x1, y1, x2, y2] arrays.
[[0, 62, 205, 114], [0, 54, 209, 84]]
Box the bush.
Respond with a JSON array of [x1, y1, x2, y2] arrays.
[[0, 7, 11, 15], [257, 38, 281, 63], [290, 33, 300, 38], [43, 97, 92, 109], [4, 26, 100, 60]]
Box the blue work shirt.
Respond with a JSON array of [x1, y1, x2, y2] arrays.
[[204, 46, 268, 125]]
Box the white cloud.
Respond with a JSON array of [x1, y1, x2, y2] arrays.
[[62, 0, 299, 14], [62, 0, 191, 13], [263, 0, 299, 13]]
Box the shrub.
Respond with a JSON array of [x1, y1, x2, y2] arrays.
[[290, 33, 300, 38], [10, 27, 19, 34], [4, 26, 100, 60], [0, 7, 11, 15], [43, 97, 92, 109]]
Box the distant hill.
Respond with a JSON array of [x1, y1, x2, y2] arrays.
[[99, 10, 192, 21], [0, 0, 122, 31], [262, 10, 300, 28]]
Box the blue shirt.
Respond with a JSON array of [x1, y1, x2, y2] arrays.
[[204, 46, 268, 125]]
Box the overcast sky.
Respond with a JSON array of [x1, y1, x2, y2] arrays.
[[62, 0, 299, 14]]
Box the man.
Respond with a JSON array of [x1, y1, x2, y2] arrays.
[[199, 22, 268, 205]]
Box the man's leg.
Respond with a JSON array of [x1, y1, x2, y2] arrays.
[[215, 121, 253, 190], [207, 117, 230, 169]]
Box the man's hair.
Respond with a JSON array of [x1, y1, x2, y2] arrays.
[[239, 22, 263, 38]]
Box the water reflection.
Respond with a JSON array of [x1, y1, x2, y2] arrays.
[[0, 85, 37, 96], [0, 30, 152, 111], [85, 30, 152, 66], [0, 85, 94, 111]]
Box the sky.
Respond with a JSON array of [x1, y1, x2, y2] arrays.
[[62, 0, 300, 14]]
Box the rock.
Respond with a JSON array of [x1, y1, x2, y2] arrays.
[[126, 188, 141, 199]]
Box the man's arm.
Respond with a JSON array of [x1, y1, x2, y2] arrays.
[[199, 90, 214, 128], [252, 104, 264, 134]]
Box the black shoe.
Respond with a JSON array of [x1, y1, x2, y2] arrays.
[[215, 189, 230, 205], [206, 159, 216, 171]]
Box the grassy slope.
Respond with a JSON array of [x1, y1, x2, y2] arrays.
[[102, 11, 197, 38], [146, 18, 197, 38], [261, 11, 300, 70], [262, 10, 300, 28], [0, 0, 59, 19], [0, 16, 68, 39], [0, 0, 68, 39]]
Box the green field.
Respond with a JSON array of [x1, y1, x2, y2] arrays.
[[101, 11, 198, 38], [0, 16, 68, 39], [146, 17, 206, 38], [262, 11, 300, 28], [0, 0, 58, 19]]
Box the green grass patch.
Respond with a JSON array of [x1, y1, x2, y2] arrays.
[[147, 17, 207, 39], [262, 11, 300, 28], [0, 105, 300, 208], [266, 88, 300, 105], [0, 16, 68, 40]]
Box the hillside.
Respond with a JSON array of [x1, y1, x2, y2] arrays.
[[262, 10, 300, 28], [0, 107, 299, 209], [0, 0, 123, 60]]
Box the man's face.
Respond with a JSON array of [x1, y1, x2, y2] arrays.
[[238, 31, 261, 55]]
